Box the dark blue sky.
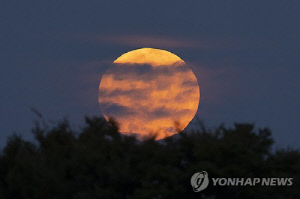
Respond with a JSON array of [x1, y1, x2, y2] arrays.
[[1, 1, 300, 148]]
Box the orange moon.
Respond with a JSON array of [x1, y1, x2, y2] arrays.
[[98, 48, 200, 140]]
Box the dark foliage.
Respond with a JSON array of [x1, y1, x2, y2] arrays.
[[0, 117, 299, 199]]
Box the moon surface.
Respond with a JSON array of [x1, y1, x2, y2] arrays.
[[98, 48, 200, 140]]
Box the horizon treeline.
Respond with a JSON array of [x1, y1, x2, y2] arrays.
[[0, 117, 299, 199]]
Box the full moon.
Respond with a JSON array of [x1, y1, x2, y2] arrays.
[[98, 48, 200, 140]]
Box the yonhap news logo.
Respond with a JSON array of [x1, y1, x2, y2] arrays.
[[191, 171, 293, 192], [191, 171, 209, 192]]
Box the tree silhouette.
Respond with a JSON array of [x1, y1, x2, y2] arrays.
[[0, 117, 299, 199]]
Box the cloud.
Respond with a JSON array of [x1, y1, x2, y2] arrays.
[[68, 34, 228, 49], [88, 34, 199, 48], [62, 33, 244, 50], [99, 88, 151, 100], [99, 102, 135, 117], [182, 80, 199, 87], [103, 62, 192, 83]]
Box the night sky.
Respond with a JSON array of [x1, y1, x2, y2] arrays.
[[1, 1, 300, 148]]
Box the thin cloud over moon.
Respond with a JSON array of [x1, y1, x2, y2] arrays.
[[98, 48, 200, 140], [79, 34, 204, 48], [102, 35, 198, 48], [66, 33, 242, 49]]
